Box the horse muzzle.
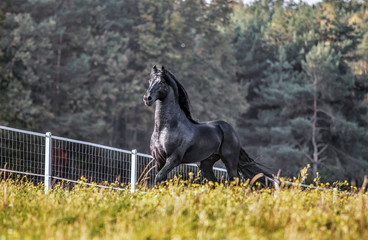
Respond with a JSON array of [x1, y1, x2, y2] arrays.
[[143, 94, 153, 106]]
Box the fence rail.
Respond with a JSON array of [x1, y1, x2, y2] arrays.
[[0, 125, 229, 193]]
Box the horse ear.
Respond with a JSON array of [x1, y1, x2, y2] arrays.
[[151, 65, 158, 74], [161, 66, 165, 72]]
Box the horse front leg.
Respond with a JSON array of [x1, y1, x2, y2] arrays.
[[155, 158, 165, 172], [155, 155, 180, 184]]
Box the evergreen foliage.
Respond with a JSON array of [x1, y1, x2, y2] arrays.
[[0, 0, 367, 182], [236, 0, 368, 182]]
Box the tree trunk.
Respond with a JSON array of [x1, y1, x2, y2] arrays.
[[311, 73, 319, 178]]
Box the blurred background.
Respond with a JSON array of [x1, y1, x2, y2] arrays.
[[0, 0, 367, 182]]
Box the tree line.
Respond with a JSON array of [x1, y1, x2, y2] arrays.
[[0, 0, 367, 182]]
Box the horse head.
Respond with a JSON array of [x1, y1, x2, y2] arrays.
[[143, 65, 170, 106]]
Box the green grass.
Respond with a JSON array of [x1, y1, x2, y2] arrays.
[[0, 176, 367, 240]]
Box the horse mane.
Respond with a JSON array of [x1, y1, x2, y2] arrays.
[[163, 69, 198, 124]]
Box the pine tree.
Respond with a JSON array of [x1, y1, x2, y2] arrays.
[[0, 0, 142, 149], [134, 0, 246, 127], [232, 3, 273, 86], [235, 2, 368, 181], [0, 9, 56, 129], [238, 45, 309, 176]]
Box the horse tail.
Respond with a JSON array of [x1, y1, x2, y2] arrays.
[[237, 148, 277, 187]]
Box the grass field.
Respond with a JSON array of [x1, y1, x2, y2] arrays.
[[1, 174, 367, 240]]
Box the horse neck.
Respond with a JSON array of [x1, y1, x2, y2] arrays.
[[154, 89, 187, 130]]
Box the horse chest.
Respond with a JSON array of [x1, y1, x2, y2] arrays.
[[151, 127, 181, 159]]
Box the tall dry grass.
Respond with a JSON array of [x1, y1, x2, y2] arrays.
[[0, 173, 367, 240]]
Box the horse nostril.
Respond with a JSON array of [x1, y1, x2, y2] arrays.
[[147, 96, 152, 101]]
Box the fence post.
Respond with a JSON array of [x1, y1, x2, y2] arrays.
[[333, 187, 337, 203], [44, 132, 52, 194], [131, 149, 137, 193]]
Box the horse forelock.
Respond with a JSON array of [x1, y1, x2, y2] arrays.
[[162, 70, 198, 124]]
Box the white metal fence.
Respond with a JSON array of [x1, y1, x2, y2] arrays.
[[1, 125, 358, 196], [0, 125, 229, 193]]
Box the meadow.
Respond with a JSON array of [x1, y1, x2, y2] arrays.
[[1, 175, 367, 240]]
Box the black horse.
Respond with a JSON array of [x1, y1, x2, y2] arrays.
[[143, 66, 275, 186]]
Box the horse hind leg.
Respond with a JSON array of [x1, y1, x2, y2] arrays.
[[197, 155, 219, 183], [217, 122, 241, 181], [221, 151, 240, 182]]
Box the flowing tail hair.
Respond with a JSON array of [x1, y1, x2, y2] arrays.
[[237, 148, 277, 187]]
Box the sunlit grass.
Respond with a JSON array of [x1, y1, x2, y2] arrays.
[[0, 175, 367, 240]]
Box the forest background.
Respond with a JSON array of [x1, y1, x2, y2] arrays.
[[0, 0, 367, 183]]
